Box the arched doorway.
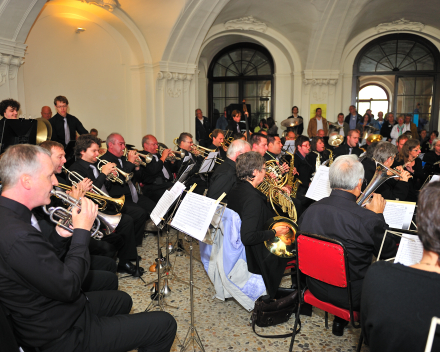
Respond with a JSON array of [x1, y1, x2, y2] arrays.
[[208, 43, 274, 129], [354, 33, 440, 131]]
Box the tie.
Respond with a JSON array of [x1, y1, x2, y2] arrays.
[[31, 214, 42, 232], [153, 155, 170, 179], [89, 165, 109, 195], [349, 148, 353, 155], [64, 117, 71, 146], [118, 158, 138, 203]]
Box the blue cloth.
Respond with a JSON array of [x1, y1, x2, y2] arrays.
[[370, 119, 383, 131], [215, 116, 228, 131], [349, 115, 358, 130]]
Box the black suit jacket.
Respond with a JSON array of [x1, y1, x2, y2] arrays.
[[380, 122, 394, 140], [344, 113, 362, 127], [206, 158, 236, 202], [138, 152, 175, 185], [227, 181, 287, 298], [195, 116, 210, 143], [227, 120, 246, 134], [294, 151, 314, 188], [299, 190, 397, 282], [333, 143, 363, 158], [49, 113, 88, 147]]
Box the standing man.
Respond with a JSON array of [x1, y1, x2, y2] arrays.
[[333, 129, 363, 158], [334, 113, 349, 137], [139, 134, 176, 202], [41, 106, 52, 120], [49, 96, 88, 162], [370, 111, 384, 131], [216, 107, 229, 130], [308, 108, 328, 137], [195, 108, 210, 147], [345, 105, 362, 131], [404, 114, 419, 140], [207, 139, 251, 201], [380, 113, 395, 141], [0, 144, 177, 352]]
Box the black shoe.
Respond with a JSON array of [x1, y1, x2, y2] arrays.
[[332, 317, 349, 336], [117, 262, 145, 275]]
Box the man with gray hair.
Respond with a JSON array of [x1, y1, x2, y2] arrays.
[[299, 155, 398, 337], [207, 139, 251, 201]]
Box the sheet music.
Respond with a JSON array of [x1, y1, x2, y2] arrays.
[[170, 192, 218, 241], [395, 234, 423, 266], [383, 200, 416, 230], [306, 166, 331, 201], [283, 140, 295, 153], [429, 175, 440, 183], [150, 181, 186, 225], [199, 151, 218, 173]]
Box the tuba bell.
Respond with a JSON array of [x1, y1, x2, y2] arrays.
[[263, 216, 298, 258]]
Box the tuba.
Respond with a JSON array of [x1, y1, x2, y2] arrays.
[[263, 216, 298, 258]]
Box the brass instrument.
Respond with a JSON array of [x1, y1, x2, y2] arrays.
[[263, 216, 298, 258], [36, 118, 52, 145], [366, 134, 383, 143], [265, 152, 288, 187], [56, 182, 125, 212], [43, 189, 122, 239], [96, 156, 133, 184], [157, 144, 185, 161], [327, 148, 334, 166], [122, 148, 148, 167], [173, 137, 224, 163], [357, 159, 412, 206], [312, 151, 321, 172], [328, 133, 344, 147]]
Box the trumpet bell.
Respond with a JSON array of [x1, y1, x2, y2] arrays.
[[328, 133, 344, 147], [366, 134, 383, 143], [263, 216, 297, 258]]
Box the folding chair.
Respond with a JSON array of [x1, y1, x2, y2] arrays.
[[289, 233, 363, 352]]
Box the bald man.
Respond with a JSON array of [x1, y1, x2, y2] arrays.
[[41, 106, 52, 120]]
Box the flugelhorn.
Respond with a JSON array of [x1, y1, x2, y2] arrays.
[[96, 156, 133, 184], [56, 182, 125, 212], [63, 166, 111, 200], [43, 189, 122, 239]]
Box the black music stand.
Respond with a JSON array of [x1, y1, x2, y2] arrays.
[[0, 118, 37, 153]]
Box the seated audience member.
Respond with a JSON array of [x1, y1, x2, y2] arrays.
[[206, 139, 251, 202], [208, 128, 227, 160], [298, 155, 398, 336], [393, 139, 423, 202], [363, 141, 410, 201], [266, 117, 278, 135], [0, 144, 176, 352], [139, 134, 176, 202], [423, 137, 440, 176], [227, 152, 290, 298], [422, 130, 439, 153], [333, 129, 363, 158], [361, 182, 440, 352], [254, 119, 268, 133], [174, 132, 207, 195], [380, 113, 395, 142], [250, 133, 268, 157]]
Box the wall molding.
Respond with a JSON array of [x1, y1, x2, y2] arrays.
[[376, 18, 424, 33], [157, 71, 194, 98], [224, 16, 267, 33], [77, 0, 120, 12]]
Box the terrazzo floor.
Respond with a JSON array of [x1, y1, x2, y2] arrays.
[[118, 230, 368, 352]]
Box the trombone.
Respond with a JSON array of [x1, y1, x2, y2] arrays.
[[96, 156, 133, 184], [56, 182, 125, 212], [43, 189, 122, 239]]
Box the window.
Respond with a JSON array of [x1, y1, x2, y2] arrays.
[[208, 43, 274, 129], [358, 84, 389, 117]]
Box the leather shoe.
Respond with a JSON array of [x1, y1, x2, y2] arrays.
[[117, 262, 145, 275], [332, 317, 349, 336]]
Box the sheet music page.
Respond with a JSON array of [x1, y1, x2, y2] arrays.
[[283, 140, 295, 153], [170, 192, 218, 241], [150, 182, 186, 225], [395, 234, 423, 266], [306, 166, 331, 201], [429, 175, 440, 183], [199, 151, 219, 173], [383, 200, 416, 230]]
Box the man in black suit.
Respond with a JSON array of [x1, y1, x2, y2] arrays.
[[333, 129, 363, 158], [139, 134, 176, 202], [0, 144, 176, 352], [174, 132, 207, 195], [49, 96, 88, 163], [206, 139, 251, 202], [68, 134, 146, 273], [208, 129, 227, 161], [195, 108, 211, 147], [344, 105, 362, 131], [299, 155, 398, 336], [293, 135, 314, 206], [227, 110, 246, 135]]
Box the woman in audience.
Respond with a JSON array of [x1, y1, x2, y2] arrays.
[[254, 119, 268, 133], [390, 115, 409, 145], [393, 138, 423, 202], [422, 130, 439, 153], [227, 151, 289, 298], [361, 182, 440, 352], [266, 117, 278, 135]]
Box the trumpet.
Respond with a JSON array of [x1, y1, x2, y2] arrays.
[[43, 189, 122, 239], [56, 182, 125, 212], [96, 156, 133, 184], [172, 137, 224, 164], [157, 144, 185, 161], [122, 148, 152, 166]]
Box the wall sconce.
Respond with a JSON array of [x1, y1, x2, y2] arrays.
[[76, 28, 86, 34]]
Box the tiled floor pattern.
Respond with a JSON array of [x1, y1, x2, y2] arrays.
[[119, 231, 367, 352]]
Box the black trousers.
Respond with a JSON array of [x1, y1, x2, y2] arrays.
[[81, 256, 118, 292], [142, 183, 172, 203], [88, 238, 117, 259], [123, 194, 155, 246], [45, 291, 176, 352]]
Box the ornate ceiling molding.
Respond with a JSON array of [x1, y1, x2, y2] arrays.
[[157, 71, 193, 98], [376, 18, 424, 33], [78, 0, 120, 12], [0, 54, 23, 87], [224, 16, 267, 33]]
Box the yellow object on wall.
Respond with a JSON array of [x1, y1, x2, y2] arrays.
[[310, 104, 327, 119]]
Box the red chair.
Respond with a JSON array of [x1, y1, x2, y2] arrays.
[[289, 233, 363, 352]]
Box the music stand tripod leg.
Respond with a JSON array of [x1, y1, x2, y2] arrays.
[[118, 250, 146, 284], [179, 237, 205, 352]]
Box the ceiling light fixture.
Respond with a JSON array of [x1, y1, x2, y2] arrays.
[[76, 28, 86, 33]]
